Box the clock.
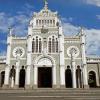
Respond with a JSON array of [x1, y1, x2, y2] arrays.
[[67, 46, 79, 58], [13, 47, 25, 58]]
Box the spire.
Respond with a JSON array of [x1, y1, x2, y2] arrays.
[[80, 27, 84, 35], [8, 27, 13, 36], [44, 0, 48, 10]]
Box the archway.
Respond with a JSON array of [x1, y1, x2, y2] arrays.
[[35, 56, 54, 88], [65, 66, 72, 88], [19, 66, 25, 88], [38, 67, 52, 88], [1, 71, 5, 87], [88, 71, 97, 88], [76, 66, 82, 88]]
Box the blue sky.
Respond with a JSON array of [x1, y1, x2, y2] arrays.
[[0, 0, 100, 56]]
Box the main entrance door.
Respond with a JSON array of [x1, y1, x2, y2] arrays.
[[38, 67, 52, 88]]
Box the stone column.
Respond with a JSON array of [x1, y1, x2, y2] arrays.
[[53, 65, 57, 88], [4, 29, 12, 88], [33, 66, 38, 88], [59, 27, 65, 88], [71, 53, 76, 88], [80, 28, 89, 88], [25, 25, 32, 89], [15, 58, 20, 88]]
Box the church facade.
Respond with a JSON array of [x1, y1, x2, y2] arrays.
[[0, 1, 100, 89]]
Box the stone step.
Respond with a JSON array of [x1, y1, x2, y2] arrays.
[[0, 89, 100, 100]]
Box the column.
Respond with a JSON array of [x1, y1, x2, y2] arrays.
[[59, 26, 65, 88], [60, 65, 65, 88], [53, 65, 57, 88], [4, 31, 12, 88], [4, 65, 10, 87], [25, 25, 32, 89], [15, 58, 20, 88], [81, 28, 89, 88], [26, 65, 31, 87], [71, 54, 76, 88], [33, 66, 38, 88]]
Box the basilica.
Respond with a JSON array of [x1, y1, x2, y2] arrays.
[[0, 1, 100, 89]]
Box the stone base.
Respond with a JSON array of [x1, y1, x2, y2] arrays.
[[2, 84, 9, 89], [14, 85, 19, 89], [32, 85, 38, 89], [84, 85, 89, 89], [60, 85, 65, 88], [52, 85, 58, 89], [25, 85, 32, 90]]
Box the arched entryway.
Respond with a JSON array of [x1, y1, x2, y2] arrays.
[[88, 71, 97, 88], [1, 71, 5, 87], [19, 66, 25, 88], [34, 56, 55, 88], [38, 67, 52, 88], [76, 66, 82, 88], [65, 66, 72, 88]]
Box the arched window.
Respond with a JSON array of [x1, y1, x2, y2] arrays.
[[32, 36, 42, 53], [36, 36, 38, 52], [48, 36, 58, 53], [32, 39, 35, 53], [48, 38, 51, 53], [65, 66, 72, 88], [1, 71, 5, 87], [56, 38, 58, 52], [88, 71, 97, 88], [52, 36, 55, 52], [76, 66, 82, 88], [39, 39, 42, 53], [53, 20, 55, 26], [36, 20, 38, 25]]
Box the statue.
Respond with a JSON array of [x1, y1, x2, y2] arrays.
[[10, 65, 16, 88]]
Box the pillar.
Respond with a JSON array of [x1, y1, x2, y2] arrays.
[[81, 28, 89, 88], [53, 65, 57, 88], [71, 54, 76, 88], [59, 26, 65, 88], [15, 59, 20, 88], [4, 30, 12, 88], [33, 66, 38, 88], [25, 25, 32, 89]]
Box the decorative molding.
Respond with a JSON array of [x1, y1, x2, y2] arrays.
[[10, 58, 26, 60]]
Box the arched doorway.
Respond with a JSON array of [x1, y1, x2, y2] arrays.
[[1, 71, 5, 87], [76, 66, 82, 88], [19, 66, 25, 88], [65, 66, 72, 88], [38, 67, 52, 88], [88, 71, 97, 88], [36, 57, 54, 88]]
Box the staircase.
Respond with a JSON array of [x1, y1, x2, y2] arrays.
[[0, 88, 100, 100]]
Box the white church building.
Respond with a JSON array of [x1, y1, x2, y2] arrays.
[[0, 1, 100, 89]]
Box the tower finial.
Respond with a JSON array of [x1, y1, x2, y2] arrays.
[[44, 0, 48, 9], [8, 27, 13, 36], [80, 27, 84, 35]]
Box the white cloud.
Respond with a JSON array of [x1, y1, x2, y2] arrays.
[[85, 0, 100, 7], [85, 29, 100, 55], [0, 3, 33, 36], [62, 20, 100, 56], [0, 3, 34, 56], [62, 23, 80, 36]]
